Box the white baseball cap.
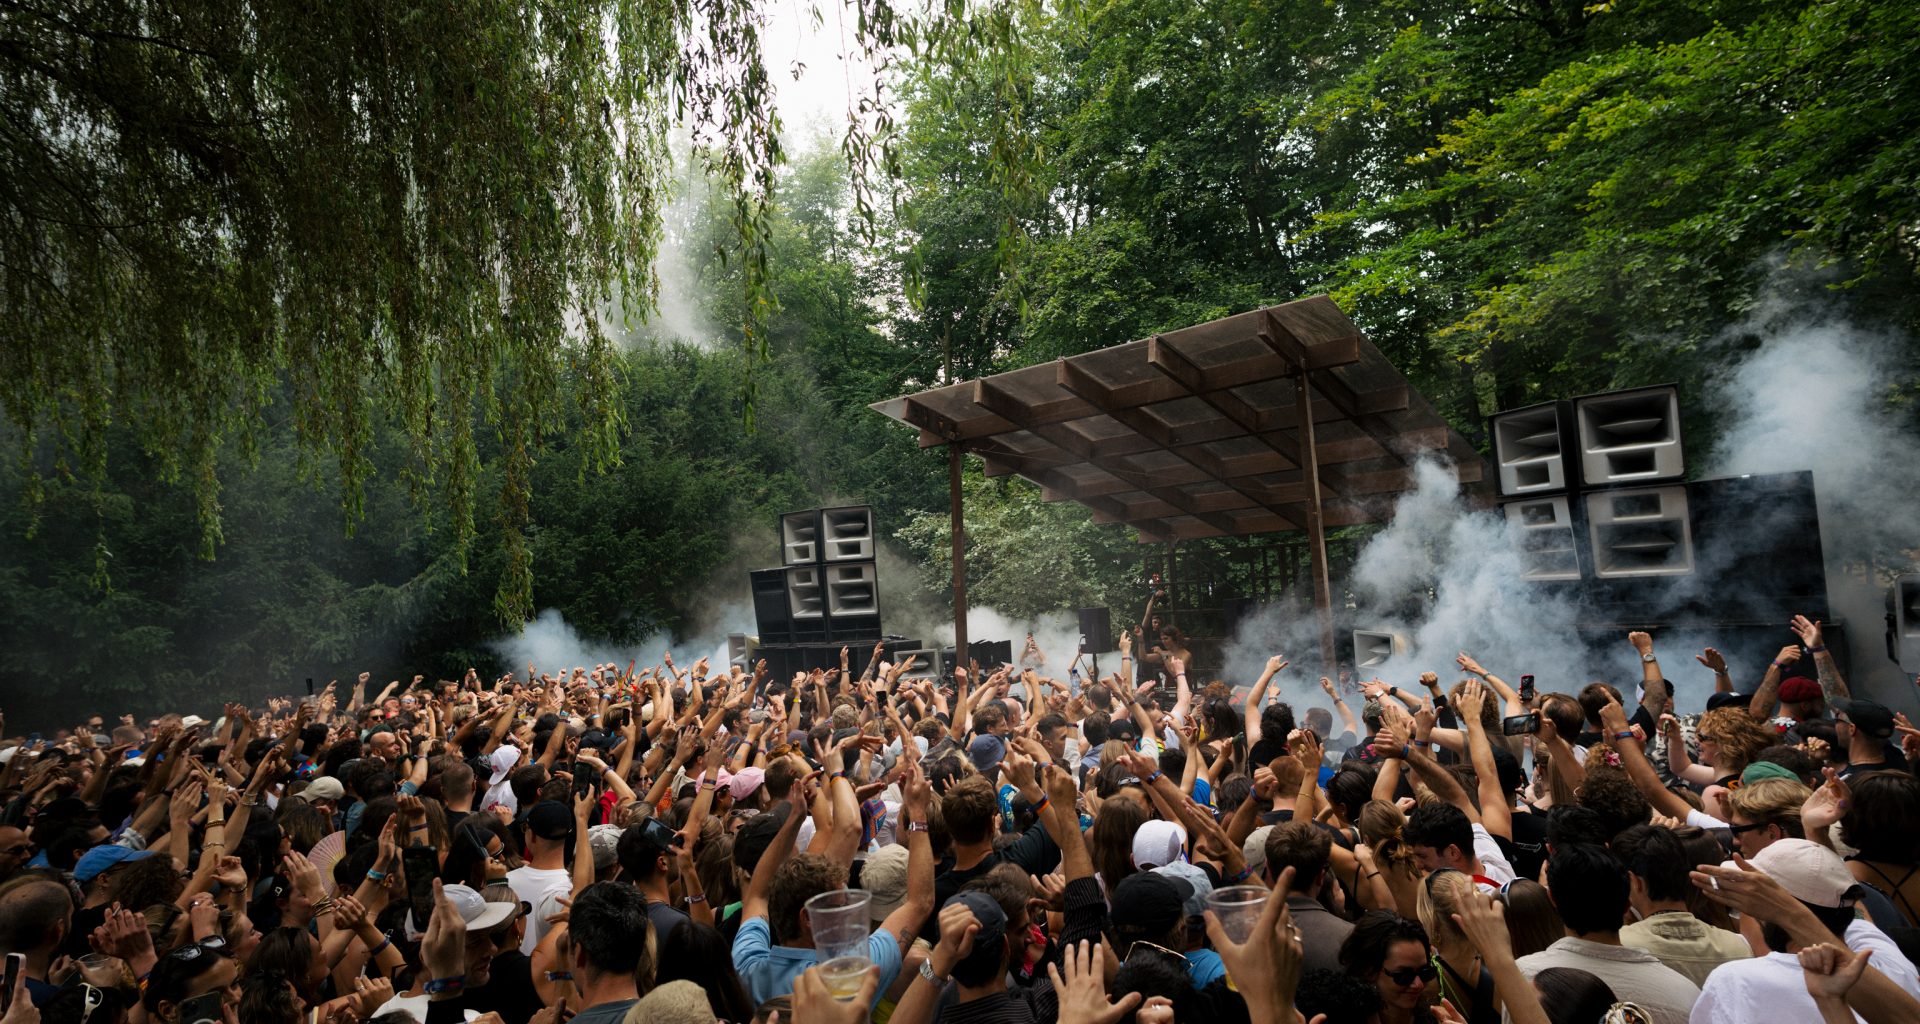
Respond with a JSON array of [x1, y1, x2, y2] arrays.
[[1747, 838, 1859, 909], [442, 883, 519, 931], [1131, 819, 1187, 870]]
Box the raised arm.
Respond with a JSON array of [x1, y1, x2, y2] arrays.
[[1749, 645, 1801, 721], [1244, 655, 1287, 744], [740, 790, 807, 922], [1320, 676, 1359, 738], [1454, 681, 1511, 841], [1599, 698, 1701, 822], [875, 767, 935, 953], [1793, 615, 1851, 701], [1456, 653, 1523, 716], [1662, 715, 1716, 785], [1168, 655, 1192, 725], [1696, 647, 1734, 694], [1378, 707, 1480, 825]]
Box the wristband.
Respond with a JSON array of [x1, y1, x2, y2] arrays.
[[424, 975, 466, 995], [1613, 730, 1635, 741], [1809, 645, 1827, 653], [907, 821, 929, 834], [365, 868, 388, 882], [1226, 867, 1254, 884], [687, 893, 707, 904], [1144, 770, 1164, 785], [1029, 794, 1050, 814], [368, 935, 392, 957]]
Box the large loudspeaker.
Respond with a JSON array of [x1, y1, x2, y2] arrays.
[[785, 565, 829, 642], [1491, 401, 1574, 497], [967, 639, 1014, 669], [781, 510, 822, 565], [824, 561, 881, 641], [1353, 629, 1408, 670], [1586, 485, 1693, 579], [1574, 385, 1684, 487], [1077, 607, 1112, 650], [820, 506, 875, 563], [750, 568, 793, 644], [1890, 575, 1920, 668], [1504, 496, 1581, 581], [1682, 472, 1826, 621]]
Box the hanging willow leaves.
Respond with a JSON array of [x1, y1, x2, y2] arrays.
[[0, 0, 1051, 623]]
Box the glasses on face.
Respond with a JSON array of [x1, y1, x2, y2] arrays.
[[1382, 963, 1438, 986], [1727, 820, 1770, 835]]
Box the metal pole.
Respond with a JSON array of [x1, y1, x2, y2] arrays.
[[1295, 367, 1338, 672], [950, 444, 968, 666]]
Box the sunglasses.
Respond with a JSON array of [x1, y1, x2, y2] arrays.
[[165, 937, 229, 962], [1727, 821, 1771, 835], [1382, 964, 1438, 986], [1125, 940, 1188, 966]]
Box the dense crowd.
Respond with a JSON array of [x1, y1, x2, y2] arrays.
[[3, 613, 1920, 1024]]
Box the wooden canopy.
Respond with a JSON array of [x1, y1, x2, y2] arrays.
[[871, 295, 1491, 544]]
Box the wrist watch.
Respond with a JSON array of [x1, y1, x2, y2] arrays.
[[1641, 652, 1658, 663], [919, 960, 948, 985]]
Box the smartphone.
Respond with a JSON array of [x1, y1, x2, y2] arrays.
[[1502, 713, 1542, 736], [305, 677, 315, 696], [1518, 674, 1536, 703], [3, 951, 23, 1009], [403, 845, 439, 934]]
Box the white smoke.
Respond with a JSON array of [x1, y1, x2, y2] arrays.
[[1701, 287, 1920, 697]]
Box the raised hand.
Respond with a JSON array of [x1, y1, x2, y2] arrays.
[[1049, 940, 1143, 1024], [1265, 654, 1287, 675], [1775, 645, 1804, 668], [1798, 942, 1874, 1004], [1696, 647, 1728, 673], [1800, 766, 1852, 831], [1456, 651, 1485, 676], [1791, 615, 1824, 651]]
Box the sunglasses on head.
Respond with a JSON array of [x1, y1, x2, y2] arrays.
[[1125, 940, 1188, 966], [1382, 963, 1438, 986], [165, 937, 229, 962]]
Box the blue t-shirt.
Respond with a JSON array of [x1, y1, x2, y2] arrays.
[[731, 914, 904, 1006], [1187, 948, 1226, 989]]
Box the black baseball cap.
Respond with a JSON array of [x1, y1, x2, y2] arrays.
[[1835, 699, 1896, 739], [526, 800, 575, 841], [1108, 871, 1192, 935]]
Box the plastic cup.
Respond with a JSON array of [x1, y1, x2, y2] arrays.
[[806, 888, 873, 998], [1206, 884, 1270, 943]]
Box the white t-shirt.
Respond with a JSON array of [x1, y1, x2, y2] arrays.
[[371, 993, 481, 1022], [1689, 918, 1920, 1024], [1471, 823, 1516, 887], [506, 865, 572, 955]]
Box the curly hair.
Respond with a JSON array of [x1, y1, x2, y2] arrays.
[[1575, 760, 1650, 839], [1695, 707, 1774, 772]]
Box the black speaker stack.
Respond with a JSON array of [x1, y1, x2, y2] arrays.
[[1485, 385, 1837, 660]]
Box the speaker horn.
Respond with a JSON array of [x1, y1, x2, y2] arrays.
[[781, 509, 823, 565], [1504, 496, 1581, 581], [1490, 401, 1573, 497], [1585, 485, 1694, 578], [820, 506, 875, 563], [1890, 574, 1920, 668], [1353, 629, 1409, 670], [1574, 385, 1684, 487]]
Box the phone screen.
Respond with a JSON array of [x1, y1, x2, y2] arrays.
[[403, 846, 439, 934], [1502, 713, 1542, 736], [3, 951, 23, 1009]]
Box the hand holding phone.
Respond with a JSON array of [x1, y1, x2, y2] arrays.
[[1502, 713, 1542, 736], [3, 951, 24, 1010]]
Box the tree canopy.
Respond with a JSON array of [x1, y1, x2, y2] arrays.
[[3, 0, 1917, 722]]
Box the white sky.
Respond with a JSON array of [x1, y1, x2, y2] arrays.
[[760, 0, 891, 147]]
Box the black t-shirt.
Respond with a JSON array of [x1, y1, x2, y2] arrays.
[[468, 948, 544, 1024], [925, 825, 1060, 941], [1504, 811, 1550, 885], [645, 899, 691, 945]]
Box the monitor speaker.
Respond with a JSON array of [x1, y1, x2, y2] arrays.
[[726, 633, 757, 670], [785, 565, 828, 642], [1585, 485, 1694, 578], [894, 648, 947, 679], [824, 561, 881, 640], [1353, 629, 1408, 670], [1077, 607, 1112, 650], [1890, 574, 1920, 668], [820, 506, 875, 562], [749, 568, 793, 644], [1503, 496, 1581, 581], [1574, 385, 1684, 487], [781, 509, 823, 565], [1490, 401, 1573, 497]]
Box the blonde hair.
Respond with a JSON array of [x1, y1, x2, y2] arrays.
[[1728, 777, 1810, 830], [1416, 867, 1474, 945]]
